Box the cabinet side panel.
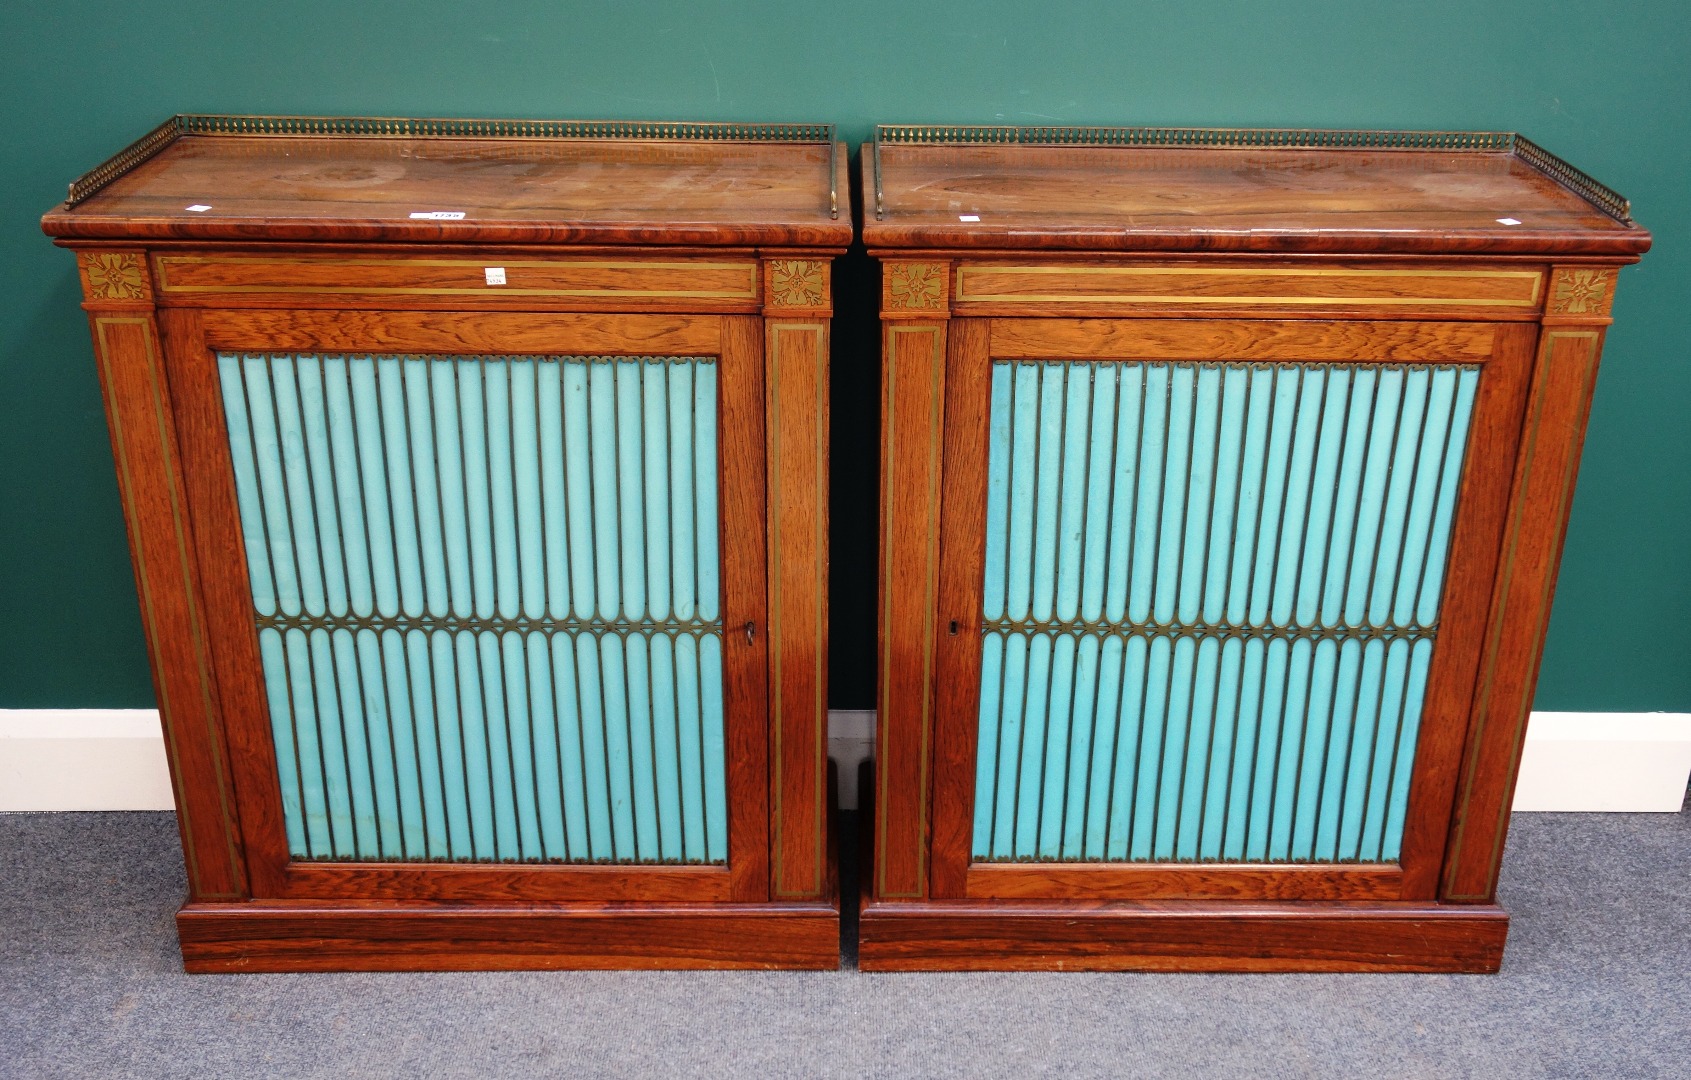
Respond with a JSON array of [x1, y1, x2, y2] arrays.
[[766, 321, 830, 900], [90, 304, 247, 900], [876, 321, 948, 899], [1442, 323, 1607, 902]]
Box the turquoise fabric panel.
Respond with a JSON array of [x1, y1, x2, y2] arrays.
[[219, 353, 726, 865], [974, 360, 1478, 864]]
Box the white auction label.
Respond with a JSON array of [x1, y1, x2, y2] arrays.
[[185, 204, 212, 213], [959, 214, 981, 222], [1496, 217, 1523, 225], [484, 267, 507, 285], [409, 211, 466, 220]]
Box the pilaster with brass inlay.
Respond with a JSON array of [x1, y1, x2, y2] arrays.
[[77, 249, 248, 902], [1441, 262, 1620, 903], [876, 260, 952, 900], [763, 258, 832, 900]]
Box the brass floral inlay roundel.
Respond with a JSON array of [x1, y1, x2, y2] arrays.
[[769, 260, 825, 307], [1551, 268, 1613, 315], [889, 263, 944, 310], [85, 253, 147, 301]]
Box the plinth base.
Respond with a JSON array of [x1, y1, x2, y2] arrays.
[[857, 898, 1507, 973], [178, 898, 841, 972]]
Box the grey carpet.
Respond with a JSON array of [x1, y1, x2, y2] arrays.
[[1, 808, 1686, 1079]]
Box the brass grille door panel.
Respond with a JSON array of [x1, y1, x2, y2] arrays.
[[972, 359, 1478, 865], [217, 352, 728, 866]]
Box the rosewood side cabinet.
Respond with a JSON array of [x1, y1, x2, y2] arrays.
[[862, 126, 1650, 972], [43, 115, 849, 971]]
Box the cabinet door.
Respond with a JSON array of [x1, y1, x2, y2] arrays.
[[929, 317, 1535, 901], [166, 308, 769, 902]]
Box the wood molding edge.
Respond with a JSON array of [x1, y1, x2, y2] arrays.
[[177, 898, 841, 972], [857, 899, 1508, 973]]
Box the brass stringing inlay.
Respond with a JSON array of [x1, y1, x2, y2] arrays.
[[952, 265, 1544, 307], [153, 256, 761, 300], [769, 259, 826, 307], [84, 253, 147, 301], [1550, 268, 1614, 315]]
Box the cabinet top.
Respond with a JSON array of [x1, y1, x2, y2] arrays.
[[863, 126, 1650, 257], [42, 115, 852, 249]]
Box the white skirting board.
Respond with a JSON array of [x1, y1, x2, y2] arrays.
[[0, 710, 177, 812], [2, 708, 1686, 814], [1509, 711, 1691, 812], [828, 709, 876, 811]]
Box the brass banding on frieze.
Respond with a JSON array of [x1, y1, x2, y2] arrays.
[[953, 265, 1544, 309], [153, 255, 761, 302]]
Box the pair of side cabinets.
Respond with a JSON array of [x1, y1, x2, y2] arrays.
[[43, 116, 1650, 973]]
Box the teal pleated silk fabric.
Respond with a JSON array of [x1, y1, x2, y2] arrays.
[[973, 360, 1479, 864], [217, 353, 727, 865]]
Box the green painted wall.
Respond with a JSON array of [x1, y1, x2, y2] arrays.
[[1, 0, 1686, 712]]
